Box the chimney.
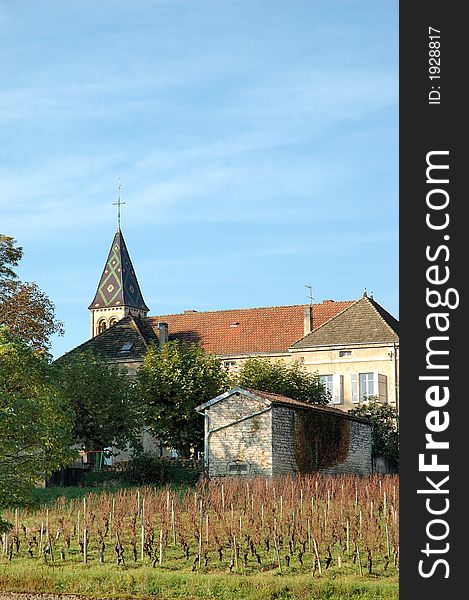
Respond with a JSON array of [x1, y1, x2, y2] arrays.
[[157, 322, 169, 347], [303, 305, 312, 336]]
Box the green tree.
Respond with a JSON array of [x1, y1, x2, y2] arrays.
[[56, 350, 143, 454], [0, 327, 75, 511], [0, 234, 63, 350], [235, 357, 328, 404], [138, 342, 228, 457], [349, 398, 399, 470], [0, 235, 23, 281]]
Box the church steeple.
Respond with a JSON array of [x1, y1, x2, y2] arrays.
[[89, 228, 149, 338]]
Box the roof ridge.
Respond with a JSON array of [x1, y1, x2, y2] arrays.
[[365, 296, 399, 337], [128, 315, 150, 349], [243, 388, 370, 423], [149, 300, 354, 318]]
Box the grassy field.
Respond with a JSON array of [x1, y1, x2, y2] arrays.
[[1, 476, 399, 599], [0, 562, 398, 600]]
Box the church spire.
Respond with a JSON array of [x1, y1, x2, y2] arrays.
[[89, 227, 149, 337]]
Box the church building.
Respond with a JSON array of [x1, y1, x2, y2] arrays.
[[66, 226, 399, 414]]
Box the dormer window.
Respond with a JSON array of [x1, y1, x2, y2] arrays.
[[120, 341, 134, 353]]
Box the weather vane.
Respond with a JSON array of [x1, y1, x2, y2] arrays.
[[113, 179, 125, 229]]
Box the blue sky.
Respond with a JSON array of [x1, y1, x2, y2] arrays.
[[0, 0, 398, 359]]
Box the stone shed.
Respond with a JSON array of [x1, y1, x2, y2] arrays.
[[195, 387, 372, 477]]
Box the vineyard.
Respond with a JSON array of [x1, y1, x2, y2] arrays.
[[1, 475, 398, 580]]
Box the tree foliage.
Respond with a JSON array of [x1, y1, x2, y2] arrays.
[[349, 398, 399, 470], [0, 328, 75, 509], [56, 350, 143, 453], [0, 234, 23, 281], [138, 342, 229, 457], [235, 357, 328, 404], [0, 233, 63, 350]]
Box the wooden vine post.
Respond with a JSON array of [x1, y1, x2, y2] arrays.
[[140, 498, 145, 562]]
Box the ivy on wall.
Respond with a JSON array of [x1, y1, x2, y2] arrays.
[[294, 409, 350, 472]]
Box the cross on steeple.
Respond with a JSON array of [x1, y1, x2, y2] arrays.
[[113, 180, 125, 230]]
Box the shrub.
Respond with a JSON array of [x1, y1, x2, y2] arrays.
[[122, 453, 203, 486]]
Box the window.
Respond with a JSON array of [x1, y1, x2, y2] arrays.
[[228, 462, 249, 474], [359, 372, 375, 397], [319, 374, 343, 404], [319, 375, 333, 401], [224, 360, 237, 369], [351, 373, 388, 403], [339, 350, 352, 357], [109, 318, 118, 327], [98, 320, 107, 334], [120, 341, 134, 353]]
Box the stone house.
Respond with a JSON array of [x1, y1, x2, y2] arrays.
[[195, 387, 372, 477]]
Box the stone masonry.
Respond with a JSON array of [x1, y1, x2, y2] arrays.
[[205, 392, 273, 477], [196, 388, 372, 478]]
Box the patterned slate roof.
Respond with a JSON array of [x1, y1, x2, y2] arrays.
[[60, 316, 154, 362], [290, 295, 399, 349], [147, 301, 353, 355], [89, 229, 149, 312]]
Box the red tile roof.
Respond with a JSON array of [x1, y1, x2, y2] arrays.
[[147, 301, 353, 355]]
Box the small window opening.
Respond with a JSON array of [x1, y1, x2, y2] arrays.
[[228, 461, 249, 474], [120, 341, 134, 353]]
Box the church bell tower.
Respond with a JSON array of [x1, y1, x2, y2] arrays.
[[88, 225, 149, 338]]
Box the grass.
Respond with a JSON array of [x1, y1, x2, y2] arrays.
[[0, 562, 398, 599], [29, 484, 136, 508]]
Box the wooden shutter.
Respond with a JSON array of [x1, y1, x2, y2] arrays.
[[378, 374, 388, 403], [332, 374, 344, 404], [351, 373, 358, 403]]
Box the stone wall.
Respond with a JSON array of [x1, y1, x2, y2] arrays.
[[271, 405, 371, 476], [272, 405, 297, 475], [206, 392, 273, 477]]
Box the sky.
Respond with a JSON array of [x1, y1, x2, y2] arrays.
[[0, 0, 398, 359]]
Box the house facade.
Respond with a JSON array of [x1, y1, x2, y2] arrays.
[[290, 295, 399, 413]]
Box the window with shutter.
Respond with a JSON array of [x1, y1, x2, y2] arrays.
[[378, 374, 388, 403], [351, 374, 358, 403], [332, 374, 344, 404], [319, 375, 334, 403]]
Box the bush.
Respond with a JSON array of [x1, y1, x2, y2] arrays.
[[80, 470, 125, 487], [349, 398, 399, 471], [122, 453, 203, 486]]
